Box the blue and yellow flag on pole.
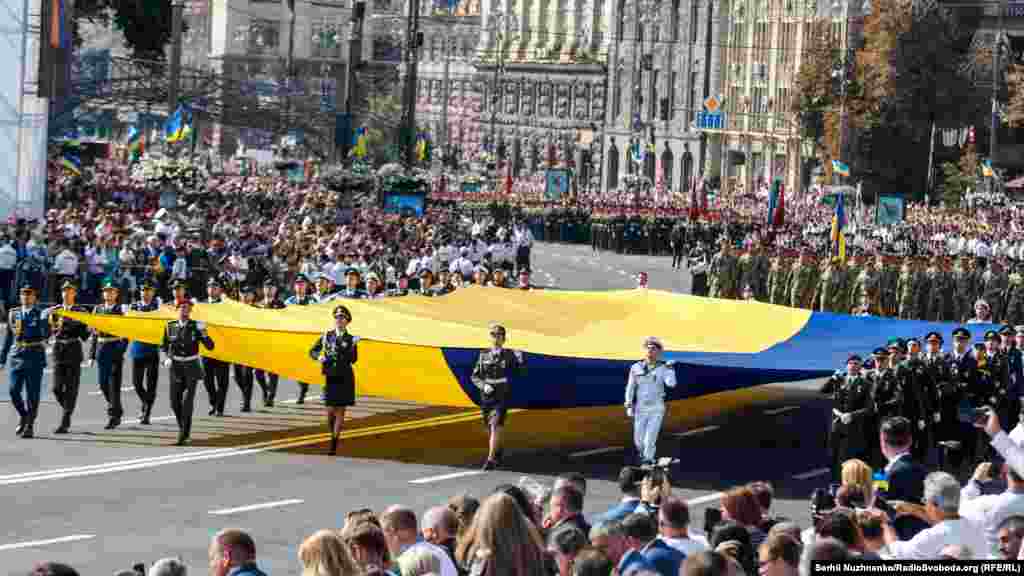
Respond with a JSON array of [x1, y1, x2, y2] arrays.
[[831, 192, 847, 262], [831, 159, 850, 177], [164, 105, 192, 143], [61, 152, 81, 176], [982, 159, 994, 177]]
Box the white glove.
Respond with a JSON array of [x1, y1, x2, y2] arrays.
[[934, 413, 941, 423], [626, 405, 634, 418], [83, 359, 93, 368], [163, 358, 172, 368], [483, 384, 494, 395], [991, 396, 998, 406], [196, 321, 207, 331], [841, 413, 852, 425], [918, 419, 926, 430], [513, 350, 523, 362], [352, 336, 361, 343], [832, 408, 843, 418]]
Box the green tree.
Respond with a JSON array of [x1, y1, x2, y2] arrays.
[[75, 0, 177, 61]]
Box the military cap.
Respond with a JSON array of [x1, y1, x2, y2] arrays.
[[489, 323, 506, 336], [345, 267, 361, 277], [886, 338, 905, 350], [140, 278, 156, 290], [419, 268, 433, 278], [1001, 325, 1015, 335], [60, 280, 76, 291], [172, 278, 188, 290], [102, 280, 120, 291], [847, 354, 863, 363], [239, 284, 254, 293], [872, 347, 889, 357], [926, 331, 943, 343], [985, 330, 1000, 341], [263, 277, 277, 287], [294, 274, 309, 284], [952, 327, 971, 340], [18, 283, 34, 293], [333, 305, 352, 321], [207, 277, 222, 288], [645, 336, 664, 350], [906, 337, 920, 346]]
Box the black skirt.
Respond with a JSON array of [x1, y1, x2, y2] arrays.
[[323, 366, 356, 407]]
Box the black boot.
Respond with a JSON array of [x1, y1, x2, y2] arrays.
[[329, 435, 338, 456], [15, 414, 25, 436], [175, 432, 188, 446], [20, 421, 33, 439], [54, 413, 71, 434], [297, 384, 308, 405], [104, 415, 121, 430], [140, 404, 152, 425]]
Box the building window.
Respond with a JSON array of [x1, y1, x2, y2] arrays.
[[672, 0, 680, 42], [247, 19, 280, 55], [311, 21, 344, 59], [614, 66, 623, 119], [644, 146, 655, 181], [690, 1, 698, 44], [648, 69, 658, 120], [681, 148, 693, 188]]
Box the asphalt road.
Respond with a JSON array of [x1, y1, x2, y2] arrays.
[[0, 243, 830, 576]]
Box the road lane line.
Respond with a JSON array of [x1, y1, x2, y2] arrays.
[[793, 467, 830, 480], [0, 534, 95, 551], [409, 470, 486, 484], [764, 406, 799, 416], [686, 492, 724, 506], [569, 446, 624, 458], [209, 499, 304, 516], [674, 425, 719, 438], [88, 386, 134, 396]]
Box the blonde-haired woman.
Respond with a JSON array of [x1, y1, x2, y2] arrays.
[[455, 492, 548, 576], [840, 459, 874, 507], [298, 529, 360, 576], [397, 547, 440, 576]]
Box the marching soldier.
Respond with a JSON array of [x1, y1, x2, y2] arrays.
[[878, 255, 899, 317], [471, 323, 527, 471], [160, 300, 215, 445], [900, 337, 934, 461], [0, 284, 48, 439], [309, 304, 359, 456], [821, 354, 873, 481], [788, 250, 818, 310], [849, 256, 880, 316], [896, 258, 923, 320], [89, 281, 126, 430], [46, 281, 90, 434], [925, 256, 952, 321], [815, 257, 847, 313], [233, 284, 257, 412], [285, 274, 316, 404], [767, 251, 791, 306], [128, 279, 161, 424], [953, 255, 977, 323], [1007, 267, 1024, 326], [254, 278, 286, 407], [624, 336, 677, 468], [950, 327, 979, 471], [201, 277, 231, 416], [736, 249, 755, 301], [708, 239, 737, 300], [980, 259, 1008, 323]]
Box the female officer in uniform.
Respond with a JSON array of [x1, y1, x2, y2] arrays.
[[471, 324, 526, 470], [309, 305, 358, 456]]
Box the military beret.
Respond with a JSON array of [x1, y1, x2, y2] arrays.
[[872, 347, 888, 357], [886, 338, 904, 350], [953, 327, 971, 340], [102, 280, 120, 291], [18, 283, 34, 293], [975, 299, 991, 309], [172, 279, 188, 290], [489, 323, 506, 336], [645, 336, 663, 350], [333, 305, 352, 321], [294, 274, 309, 284], [984, 330, 1000, 341], [366, 272, 381, 282], [60, 280, 76, 290], [345, 267, 361, 277], [847, 354, 863, 363], [926, 331, 943, 343], [1001, 325, 1015, 335]]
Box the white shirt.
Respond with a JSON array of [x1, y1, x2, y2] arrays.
[[886, 518, 987, 560], [661, 534, 709, 557], [53, 249, 79, 275], [514, 227, 534, 249], [959, 484, 1024, 558], [625, 360, 677, 408], [0, 244, 15, 270], [400, 541, 458, 576]]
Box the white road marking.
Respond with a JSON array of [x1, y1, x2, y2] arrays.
[[674, 425, 719, 438], [552, 252, 562, 258], [568, 446, 624, 458], [618, 270, 628, 276], [793, 467, 831, 480], [0, 534, 95, 551], [686, 492, 724, 506], [409, 470, 487, 484], [88, 386, 134, 396], [209, 499, 304, 516], [764, 406, 800, 416]]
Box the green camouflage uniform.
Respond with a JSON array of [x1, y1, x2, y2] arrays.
[[709, 250, 738, 300], [767, 256, 791, 306], [789, 258, 819, 309], [980, 265, 1008, 322], [816, 260, 848, 313], [952, 260, 977, 324], [1005, 270, 1024, 326]]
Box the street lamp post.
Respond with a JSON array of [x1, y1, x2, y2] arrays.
[[486, 8, 519, 176]]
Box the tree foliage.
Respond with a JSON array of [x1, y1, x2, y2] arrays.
[[1008, 63, 1024, 128], [75, 0, 177, 61], [940, 140, 978, 206]]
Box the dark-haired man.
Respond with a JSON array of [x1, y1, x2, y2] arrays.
[[593, 467, 644, 525], [880, 416, 928, 504]]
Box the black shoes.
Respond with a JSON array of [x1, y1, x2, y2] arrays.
[[54, 414, 71, 434], [104, 416, 121, 430], [15, 415, 25, 436], [140, 405, 152, 425], [208, 407, 217, 416], [175, 433, 189, 446], [328, 436, 338, 456], [482, 460, 497, 471], [240, 403, 252, 413], [20, 423, 33, 439]]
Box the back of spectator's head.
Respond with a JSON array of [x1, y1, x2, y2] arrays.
[[835, 484, 867, 509], [556, 472, 588, 497], [346, 521, 390, 564], [659, 497, 690, 531], [681, 551, 729, 576], [148, 558, 187, 576], [840, 459, 873, 495], [447, 494, 479, 537], [816, 509, 860, 549], [923, 471, 961, 515], [571, 548, 614, 576], [618, 466, 644, 497], [549, 524, 588, 557], [211, 528, 256, 566], [881, 417, 912, 448], [298, 529, 358, 576], [710, 520, 751, 551], [381, 506, 418, 536], [810, 538, 849, 562], [720, 486, 763, 527], [29, 562, 79, 576], [622, 513, 658, 544], [759, 532, 801, 569], [421, 506, 458, 542], [768, 521, 802, 546], [747, 481, 774, 512], [492, 484, 537, 524]]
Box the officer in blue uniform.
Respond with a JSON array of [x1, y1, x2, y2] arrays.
[[255, 277, 285, 407], [285, 274, 316, 404], [45, 280, 90, 433], [233, 284, 257, 412], [201, 277, 231, 416], [624, 337, 677, 466], [89, 281, 126, 430], [129, 278, 161, 424], [1, 284, 48, 438]]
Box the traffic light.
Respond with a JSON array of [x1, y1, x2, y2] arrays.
[[659, 98, 669, 121]]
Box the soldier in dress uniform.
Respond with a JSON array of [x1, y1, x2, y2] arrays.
[[45, 281, 90, 434], [201, 277, 231, 416], [471, 323, 526, 470], [89, 281, 126, 430], [338, 268, 367, 299], [896, 258, 922, 320], [624, 336, 677, 467], [849, 256, 880, 316], [900, 337, 934, 461], [821, 354, 873, 481], [129, 279, 161, 424], [285, 274, 316, 404], [0, 284, 47, 438], [233, 284, 257, 412], [255, 278, 286, 407], [1007, 325, 1024, 431], [869, 347, 901, 467], [950, 327, 979, 472], [160, 300, 215, 445], [980, 259, 1008, 323], [309, 304, 359, 456]]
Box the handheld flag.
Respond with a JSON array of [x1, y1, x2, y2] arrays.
[[982, 159, 994, 178], [353, 127, 368, 158], [61, 152, 81, 176], [831, 159, 850, 177], [774, 179, 785, 227], [768, 178, 785, 227], [831, 192, 847, 262], [164, 106, 193, 143], [767, 180, 778, 226]]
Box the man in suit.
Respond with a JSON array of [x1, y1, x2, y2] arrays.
[[880, 416, 928, 504], [951, 326, 980, 471], [619, 513, 685, 575]]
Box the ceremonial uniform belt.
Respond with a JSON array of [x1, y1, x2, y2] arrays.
[[16, 341, 44, 347], [54, 338, 79, 344], [97, 337, 122, 343], [484, 377, 508, 384], [171, 354, 200, 362]]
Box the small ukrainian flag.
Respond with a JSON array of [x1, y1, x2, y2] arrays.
[[982, 159, 994, 178], [831, 159, 850, 177]]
